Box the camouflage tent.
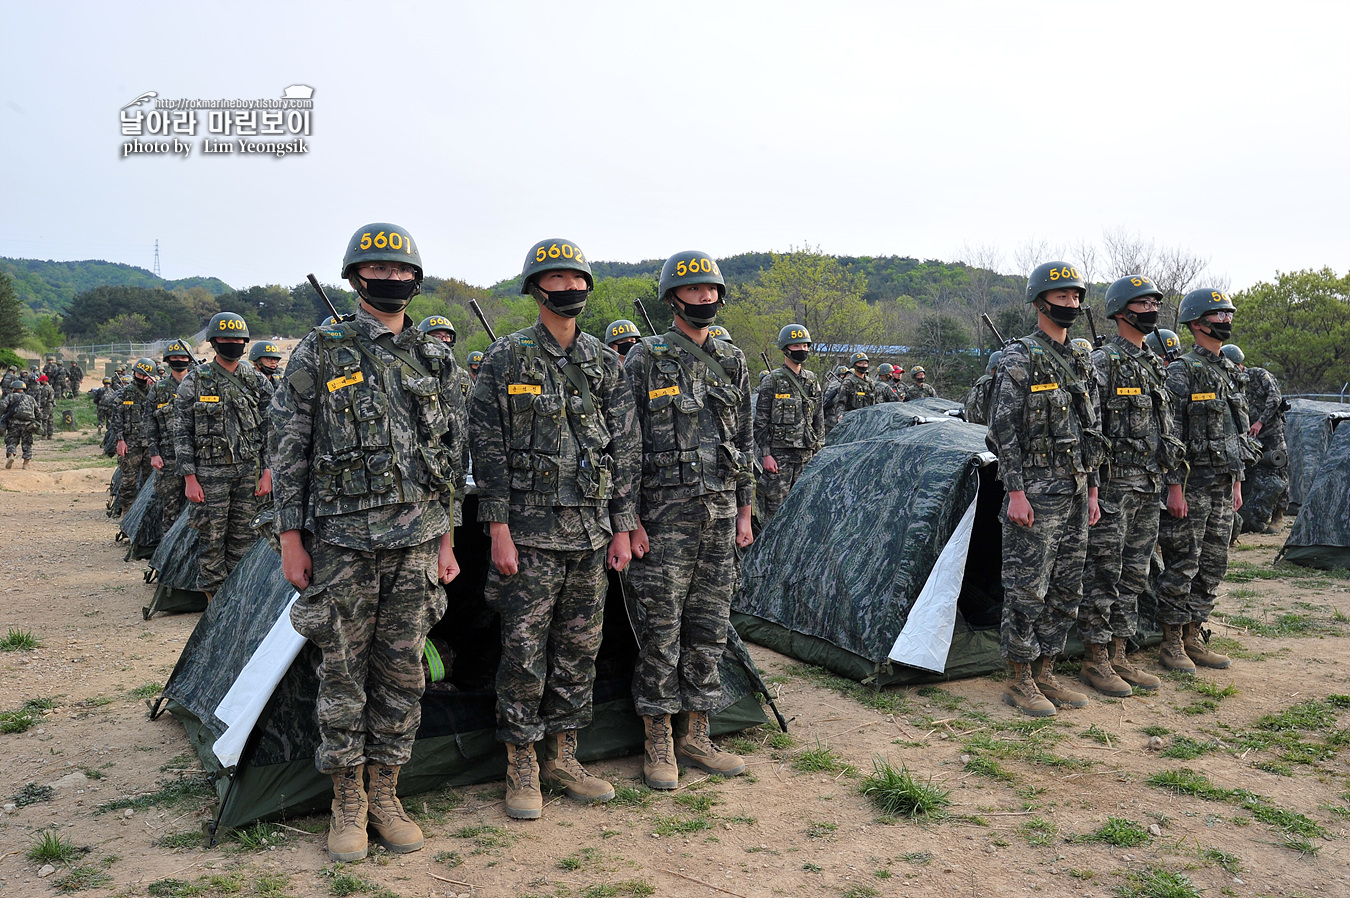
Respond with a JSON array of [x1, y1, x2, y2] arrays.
[[1284, 399, 1350, 511], [1280, 420, 1350, 571], [142, 507, 209, 619], [734, 402, 1005, 686], [116, 471, 163, 561], [153, 494, 775, 838]]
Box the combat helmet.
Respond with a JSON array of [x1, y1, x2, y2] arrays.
[[520, 238, 592, 318], [207, 312, 251, 340], [777, 324, 811, 351], [1026, 262, 1086, 304], [162, 341, 191, 361], [708, 325, 732, 342], [249, 342, 283, 362], [467, 351, 484, 368], [1070, 338, 1093, 354], [1220, 344, 1245, 365], [604, 320, 640, 345], [985, 350, 1003, 374], [660, 250, 725, 328], [849, 351, 870, 369], [341, 223, 422, 281], [419, 316, 456, 343], [132, 357, 156, 379], [877, 363, 894, 376], [1177, 288, 1234, 324], [1144, 328, 1182, 361], [1105, 274, 1163, 318]]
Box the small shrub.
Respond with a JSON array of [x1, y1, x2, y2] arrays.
[[0, 628, 41, 651], [859, 757, 949, 819], [27, 831, 81, 865]]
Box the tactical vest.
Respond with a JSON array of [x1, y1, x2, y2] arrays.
[[310, 323, 456, 519], [4, 394, 36, 423], [767, 367, 821, 450], [639, 333, 748, 492], [1097, 343, 1168, 474], [500, 327, 615, 506], [963, 374, 994, 426], [119, 384, 150, 446], [189, 362, 265, 466], [1178, 350, 1246, 470], [147, 379, 179, 461], [1015, 337, 1098, 474], [840, 376, 875, 412]]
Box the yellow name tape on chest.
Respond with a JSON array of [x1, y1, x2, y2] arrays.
[[1116, 387, 1142, 396], [198, 395, 220, 402], [326, 371, 364, 392], [509, 383, 542, 395], [649, 385, 680, 399], [157, 401, 173, 409], [1191, 392, 1217, 401], [122, 399, 135, 405], [1030, 382, 1059, 393], [775, 393, 793, 399]]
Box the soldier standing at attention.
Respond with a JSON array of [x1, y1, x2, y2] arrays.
[[249, 341, 284, 386], [272, 223, 465, 861], [905, 365, 937, 399], [824, 351, 882, 434], [113, 358, 157, 514], [470, 239, 639, 820], [2, 380, 37, 468], [145, 342, 193, 526], [988, 262, 1103, 717], [174, 312, 273, 601], [1078, 275, 1183, 697], [754, 324, 825, 522], [69, 359, 84, 398], [1156, 289, 1250, 673], [625, 250, 754, 790], [604, 320, 641, 357]]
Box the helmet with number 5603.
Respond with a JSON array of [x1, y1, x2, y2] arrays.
[[520, 238, 593, 293], [341, 223, 422, 281], [659, 250, 725, 300], [207, 312, 250, 340], [1026, 262, 1086, 304], [777, 323, 812, 350]]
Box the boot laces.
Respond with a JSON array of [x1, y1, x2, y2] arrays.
[[512, 745, 536, 788], [336, 772, 364, 825], [648, 717, 673, 762], [371, 767, 410, 821]]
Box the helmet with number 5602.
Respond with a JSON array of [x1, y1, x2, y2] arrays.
[[1026, 262, 1086, 304], [341, 223, 422, 281], [520, 238, 593, 293]]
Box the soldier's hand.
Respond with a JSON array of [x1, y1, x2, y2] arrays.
[[1233, 481, 1243, 512], [632, 523, 650, 560], [490, 522, 519, 576], [150, 455, 164, 471], [116, 439, 127, 458], [438, 533, 460, 583], [762, 455, 779, 474], [184, 474, 205, 504], [1166, 483, 1188, 519], [1007, 491, 1034, 527], [1249, 421, 1263, 437], [279, 531, 311, 591], [735, 506, 754, 549], [1087, 488, 1101, 526], [255, 468, 273, 497]]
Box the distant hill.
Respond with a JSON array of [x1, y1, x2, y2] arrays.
[[0, 257, 233, 316]]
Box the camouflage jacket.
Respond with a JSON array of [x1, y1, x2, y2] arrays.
[[877, 380, 906, 403], [98, 386, 120, 415], [1090, 335, 1181, 488], [754, 364, 825, 455], [33, 382, 55, 412], [987, 328, 1103, 495], [269, 307, 466, 551], [1164, 346, 1251, 487], [174, 358, 273, 476], [824, 374, 884, 432], [143, 375, 185, 461], [963, 373, 995, 426], [1243, 365, 1286, 451], [69, 363, 83, 384], [113, 379, 153, 447], [469, 318, 639, 552], [0, 392, 36, 424], [625, 327, 754, 522], [905, 381, 937, 400]]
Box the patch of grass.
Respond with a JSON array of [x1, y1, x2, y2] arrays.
[[1179, 698, 1219, 716], [231, 821, 285, 851], [1203, 848, 1241, 874], [147, 880, 205, 897], [674, 792, 717, 813], [1142, 725, 1170, 737], [1327, 694, 1350, 708], [916, 685, 965, 710], [1224, 611, 1331, 638], [328, 873, 388, 897], [804, 820, 837, 839], [0, 628, 41, 651], [452, 823, 516, 851], [1146, 768, 1230, 802], [785, 663, 911, 715], [96, 775, 213, 813], [766, 730, 795, 750], [154, 830, 203, 850], [842, 887, 880, 898], [54, 865, 113, 893], [963, 730, 1091, 771], [801, 862, 822, 873], [1161, 735, 1216, 760], [1068, 869, 1095, 880], [1253, 760, 1294, 776], [434, 850, 462, 867], [1257, 700, 1337, 732], [860, 757, 949, 819], [13, 782, 55, 806], [252, 873, 290, 898], [1019, 816, 1057, 847], [1190, 679, 1239, 699], [0, 707, 40, 734], [963, 755, 1015, 782], [651, 815, 710, 836], [1073, 816, 1150, 847], [1117, 866, 1203, 898], [1277, 830, 1320, 856], [27, 831, 82, 865], [558, 846, 601, 871], [409, 784, 464, 823], [1235, 793, 1325, 837], [1081, 724, 1112, 745], [24, 695, 58, 711], [128, 682, 162, 700], [901, 850, 932, 864], [609, 783, 652, 808], [792, 741, 856, 775], [579, 880, 654, 897]]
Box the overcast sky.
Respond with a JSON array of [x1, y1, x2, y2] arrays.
[[1, 1, 1346, 296]]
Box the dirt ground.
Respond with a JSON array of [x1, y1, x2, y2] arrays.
[[1, 431, 1348, 898]]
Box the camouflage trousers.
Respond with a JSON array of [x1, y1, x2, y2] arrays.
[[483, 544, 607, 745], [4, 423, 34, 460], [188, 462, 261, 593], [154, 463, 186, 528], [628, 503, 736, 716], [999, 486, 1089, 662], [1157, 476, 1233, 626], [40, 408, 53, 439], [1237, 464, 1289, 533], [756, 448, 813, 521], [290, 536, 445, 771], [116, 444, 152, 513], [1079, 482, 1159, 644]]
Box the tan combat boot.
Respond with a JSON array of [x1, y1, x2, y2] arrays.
[[1001, 661, 1055, 717], [4, 456, 12, 469], [641, 714, 679, 790], [327, 767, 368, 862], [1109, 637, 1161, 692], [1080, 642, 1132, 697], [674, 710, 746, 776], [364, 762, 423, 853], [1032, 656, 1089, 708], [539, 731, 615, 803], [504, 742, 542, 820], [1183, 623, 1232, 669], [1159, 623, 1196, 673], [22, 458, 29, 469]]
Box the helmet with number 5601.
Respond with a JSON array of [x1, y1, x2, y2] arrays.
[[341, 223, 422, 281]]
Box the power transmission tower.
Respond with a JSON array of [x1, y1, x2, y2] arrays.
[[153, 239, 161, 278]]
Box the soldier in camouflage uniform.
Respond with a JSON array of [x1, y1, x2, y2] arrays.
[[988, 262, 1104, 716], [963, 351, 1002, 425], [874, 364, 903, 402], [604, 319, 641, 358], [754, 323, 825, 523], [272, 223, 465, 861], [470, 239, 639, 820], [113, 359, 157, 514], [175, 313, 273, 598], [905, 366, 938, 399], [1222, 345, 1289, 534], [1, 365, 18, 392], [420, 315, 472, 513], [96, 377, 117, 432], [626, 249, 754, 790], [466, 350, 483, 383], [145, 342, 193, 526], [249, 341, 284, 386], [1156, 289, 1253, 673], [111, 364, 129, 388], [824, 352, 884, 434], [34, 375, 55, 438], [1078, 276, 1185, 697], [2, 380, 37, 468], [68, 360, 84, 398]]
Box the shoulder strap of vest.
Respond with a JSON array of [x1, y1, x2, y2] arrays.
[[1024, 335, 1083, 387], [665, 328, 731, 384]]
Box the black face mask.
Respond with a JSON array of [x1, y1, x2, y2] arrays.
[[614, 339, 637, 357], [212, 340, 247, 361], [168, 359, 191, 372], [854, 366, 869, 377], [674, 299, 719, 328], [1122, 309, 1160, 333], [1040, 300, 1081, 328], [530, 286, 589, 319], [134, 375, 151, 388], [788, 349, 810, 363], [1202, 320, 1233, 340], [360, 276, 419, 313], [259, 363, 279, 375]]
